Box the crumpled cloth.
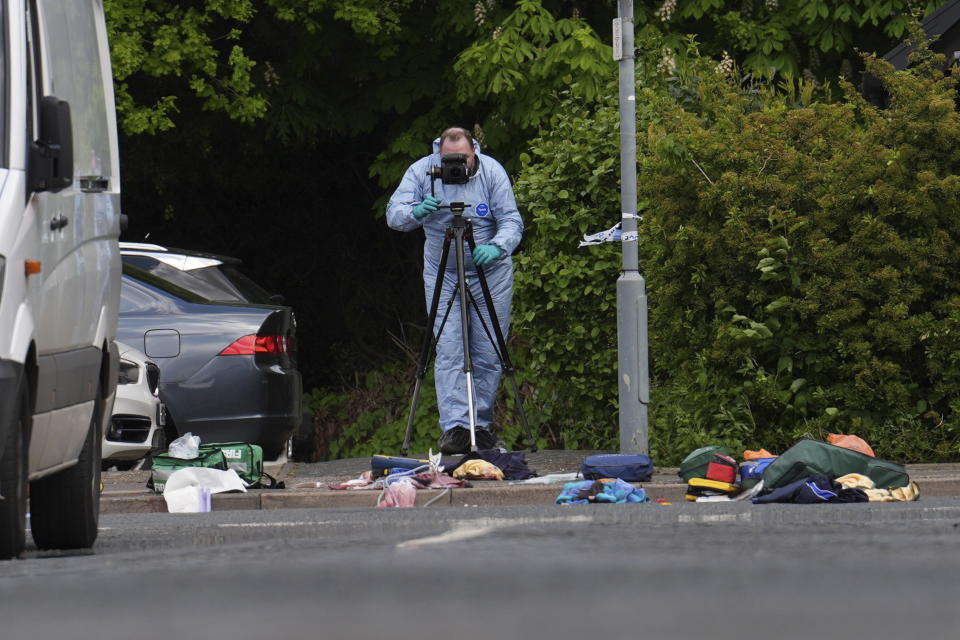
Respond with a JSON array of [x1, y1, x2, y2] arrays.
[[836, 473, 921, 501], [556, 479, 648, 505], [835, 473, 874, 490], [326, 477, 376, 490], [753, 474, 867, 504], [378, 478, 418, 507], [410, 471, 471, 488], [743, 448, 777, 460], [453, 459, 504, 480], [448, 450, 537, 480], [865, 482, 920, 502]]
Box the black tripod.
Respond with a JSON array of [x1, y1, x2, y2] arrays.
[[401, 201, 536, 455]]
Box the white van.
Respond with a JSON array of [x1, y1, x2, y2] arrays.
[[0, 0, 121, 558]]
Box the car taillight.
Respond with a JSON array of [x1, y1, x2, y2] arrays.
[[218, 334, 289, 356]]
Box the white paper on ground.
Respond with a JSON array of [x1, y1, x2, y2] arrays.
[[164, 467, 248, 494], [164, 486, 213, 513], [162, 467, 247, 512]]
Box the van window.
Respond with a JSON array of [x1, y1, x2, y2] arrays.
[[36, 0, 111, 178]]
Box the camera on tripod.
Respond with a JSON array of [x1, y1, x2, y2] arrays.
[[427, 153, 470, 185]]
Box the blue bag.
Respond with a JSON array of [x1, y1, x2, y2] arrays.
[[580, 454, 654, 482], [739, 457, 777, 489]]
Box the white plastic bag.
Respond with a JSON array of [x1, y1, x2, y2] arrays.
[[167, 432, 200, 459]]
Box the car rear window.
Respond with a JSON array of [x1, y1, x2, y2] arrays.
[[122, 263, 210, 304], [216, 265, 273, 304], [122, 255, 273, 304]]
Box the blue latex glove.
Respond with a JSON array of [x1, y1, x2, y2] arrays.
[[412, 196, 442, 220], [472, 244, 502, 267]]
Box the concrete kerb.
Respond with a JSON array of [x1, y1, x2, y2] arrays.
[[99, 452, 960, 514]]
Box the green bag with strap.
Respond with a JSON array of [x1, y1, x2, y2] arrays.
[[148, 448, 228, 493], [200, 442, 283, 488]]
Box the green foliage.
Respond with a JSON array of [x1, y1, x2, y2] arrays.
[[105, 0, 266, 134], [310, 352, 550, 460], [304, 361, 439, 459], [511, 29, 960, 464], [642, 0, 941, 80], [510, 88, 623, 450]]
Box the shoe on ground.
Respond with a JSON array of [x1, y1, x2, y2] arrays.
[[438, 426, 471, 455], [474, 428, 503, 450]]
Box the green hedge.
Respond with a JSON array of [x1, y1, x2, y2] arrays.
[[511, 30, 960, 464]]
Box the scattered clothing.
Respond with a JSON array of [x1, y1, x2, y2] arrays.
[[864, 482, 920, 502], [753, 474, 868, 504], [453, 459, 504, 480], [450, 449, 536, 480], [410, 472, 471, 489], [378, 477, 418, 508], [556, 479, 648, 505], [326, 476, 376, 490], [835, 473, 874, 490]]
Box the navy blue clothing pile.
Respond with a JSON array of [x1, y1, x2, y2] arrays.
[[753, 474, 868, 504]]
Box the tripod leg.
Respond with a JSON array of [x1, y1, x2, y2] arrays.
[[468, 239, 538, 452], [445, 223, 479, 452], [463, 287, 535, 451], [402, 235, 453, 456]]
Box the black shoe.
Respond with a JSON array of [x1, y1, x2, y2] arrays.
[[474, 428, 504, 450], [438, 427, 471, 455]]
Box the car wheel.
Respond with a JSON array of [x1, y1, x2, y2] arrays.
[[30, 386, 103, 551], [0, 381, 29, 560]]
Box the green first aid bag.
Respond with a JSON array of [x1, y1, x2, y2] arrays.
[[148, 448, 229, 493], [200, 442, 264, 486], [761, 438, 909, 490], [678, 445, 732, 482]]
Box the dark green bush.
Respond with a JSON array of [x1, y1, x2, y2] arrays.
[[511, 29, 960, 463]]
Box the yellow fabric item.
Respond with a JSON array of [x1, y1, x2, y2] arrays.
[[864, 481, 920, 502], [453, 459, 504, 480], [835, 473, 874, 490]]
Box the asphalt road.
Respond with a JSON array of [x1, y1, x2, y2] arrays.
[[3, 500, 960, 639]]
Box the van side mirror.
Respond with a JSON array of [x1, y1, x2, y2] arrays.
[[29, 96, 73, 193]]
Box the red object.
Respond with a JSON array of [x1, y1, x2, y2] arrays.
[[705, 454, 738, 483], [219, 334, 289, 355]]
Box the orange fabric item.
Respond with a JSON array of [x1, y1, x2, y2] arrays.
[[827, 434, 875, 457], [743, 449, 776, 460]]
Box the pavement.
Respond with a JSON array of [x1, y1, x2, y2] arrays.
[[99, 449, 960, 514]]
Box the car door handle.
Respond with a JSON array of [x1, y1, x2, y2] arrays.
[[49, 215, 69, 231]]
